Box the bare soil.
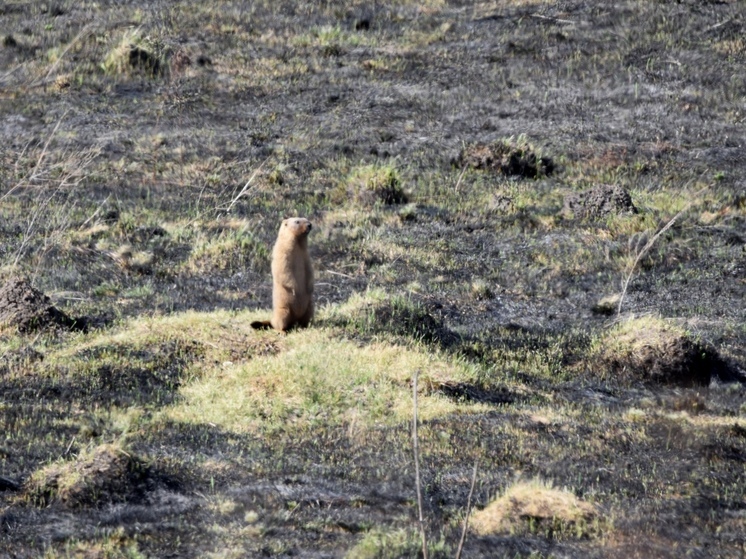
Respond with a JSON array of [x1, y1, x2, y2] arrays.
[[563, 184, 637, 219], [0, 278, 84, 333]]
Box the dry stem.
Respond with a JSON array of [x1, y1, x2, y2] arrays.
[[455, 459, 479, 559], [617, 183, 709, 315], [412, 370, 429, 559]]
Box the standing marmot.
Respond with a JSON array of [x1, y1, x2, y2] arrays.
[[251, 217, 314, 332]]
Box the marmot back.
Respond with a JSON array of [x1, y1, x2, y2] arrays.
[[251, 217, 314, 332]]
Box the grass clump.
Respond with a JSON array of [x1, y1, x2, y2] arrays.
[[470, 478, 597, 538], [346, 527, 447, 559], [183, 222, 271, 274], [24, 443, 149, 508], [41, 530, 147, 559], [324, 289, 457, 347], [339, 164, 408, 207], [457, 136, 555, 179], [102, 29, 168, 78]]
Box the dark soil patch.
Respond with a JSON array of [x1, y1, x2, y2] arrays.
[[372, 300, 455, 345], [0, 476, 20, 492], [129, 46, 163, 77], [436, 381, 518, 405], [563, 184, 637, 219], [0, 278, 86, 333], [457, 140, 555, 178], [0, 345, 43, 367], [329, 296, 460, 348], [68, 339, 205, 407]]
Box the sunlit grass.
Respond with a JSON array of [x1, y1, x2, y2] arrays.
[[166, 326, 487, 433]]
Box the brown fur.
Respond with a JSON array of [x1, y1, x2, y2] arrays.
[[251, 217, 314, 332]]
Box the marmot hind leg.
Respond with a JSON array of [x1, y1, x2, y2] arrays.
[[296, 301, 314, 328], [270, 308, 295, 332]]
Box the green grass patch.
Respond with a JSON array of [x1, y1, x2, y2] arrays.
[[335, 163, 407, 207], [346, 526, 448, 559], [166, 324, 486, 433]]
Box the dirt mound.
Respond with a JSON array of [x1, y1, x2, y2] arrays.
[[470, 479, 597, 537], [369, 299, 459, 347], [0, 278, 85, 333], [457, 139, 555, 178], [597, 317, 740, 386], [347, 165, 407, 206], [24, 444, 151, 508], [329, 296, 459, 348], [563, 184, 637, 219]]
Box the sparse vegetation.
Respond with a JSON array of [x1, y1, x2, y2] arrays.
[[339, 163, 408, 207], [102, 29, 168, 78], [1, 0, 744, 558]]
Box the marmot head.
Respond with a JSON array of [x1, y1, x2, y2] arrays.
[[280, 217, 312, 238]]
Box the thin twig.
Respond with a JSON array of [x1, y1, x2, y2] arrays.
[[78, 194, 112, 230], [39, 24, 95, 85], [531, 13, 575, 24], [704, 17, 734, 33], [412, 371, 429, 559], [324, 269, 355, 280], [64, 436, 77, 457], [1, 113, 67, 203], [221, 156, 271, 214], [455, 459, 479, 559], [454, 165, 468, 193], [617, 183, 709, 315]]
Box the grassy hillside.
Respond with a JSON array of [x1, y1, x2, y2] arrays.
[[1, 0, 744, 557]]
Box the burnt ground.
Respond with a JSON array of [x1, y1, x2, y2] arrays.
[[0, 0, 745, 557]]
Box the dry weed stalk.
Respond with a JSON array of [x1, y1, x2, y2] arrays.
[[38, 23, 96, 86], [455, 459, 479, 559], [412, 372, 480, 558], [617, 184, 709, 315], [4, 115, 101, 275], [220, 156, 270, 214], [412, 370, 429, 559]]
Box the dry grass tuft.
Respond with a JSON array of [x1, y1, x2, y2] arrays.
[[470, 479, 596, 537], [102, 29, 168, 78]]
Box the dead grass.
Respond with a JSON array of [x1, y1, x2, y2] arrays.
[[102, 29, 168, 78], [470, 478, 597, 538]]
